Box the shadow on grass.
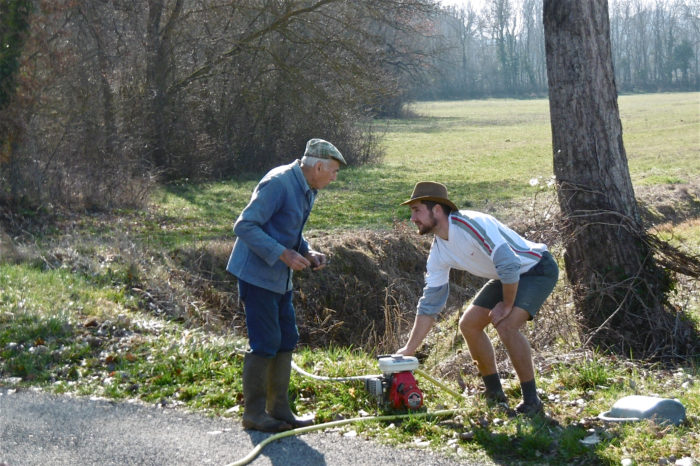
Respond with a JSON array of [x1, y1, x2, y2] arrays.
[[452, 413, 602, 465]]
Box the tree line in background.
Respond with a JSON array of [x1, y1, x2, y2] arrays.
[[0, 0, 436, 210], [0, 0, 697, 211], [423, 0, 699, 99]]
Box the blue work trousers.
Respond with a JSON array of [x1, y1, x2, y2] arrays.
[[238, 278, 299, 357]]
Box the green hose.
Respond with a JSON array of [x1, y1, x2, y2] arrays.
[[227, 349, 469, 465], [415, 368, 464, 401], [224, 408, 469, 466]]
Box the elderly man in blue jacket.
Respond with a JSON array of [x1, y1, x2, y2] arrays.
[[227, 139, 345, 432]]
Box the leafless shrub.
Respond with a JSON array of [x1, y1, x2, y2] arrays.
[[2, 0, 436, 213], [362, 283, 414, 355]]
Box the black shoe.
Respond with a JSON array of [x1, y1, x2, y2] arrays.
[[515, 399, 544, 416], [481, 389, 507, 404]]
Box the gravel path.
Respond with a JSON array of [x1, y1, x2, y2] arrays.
[[0, 387, 491, 466]]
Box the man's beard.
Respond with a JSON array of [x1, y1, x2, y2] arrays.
[[416, 214, 437, 235]]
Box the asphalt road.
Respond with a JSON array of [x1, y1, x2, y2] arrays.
[[0, 387, 489, 466]]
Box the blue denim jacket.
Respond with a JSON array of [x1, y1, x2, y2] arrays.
[[226, 161, 316, 294]]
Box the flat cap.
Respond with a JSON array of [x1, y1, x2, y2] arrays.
[[304, 138, 346, 165]]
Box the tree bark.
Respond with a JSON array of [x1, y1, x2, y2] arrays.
[[146, 0, 183, 171], [543, 0, 696, 358]]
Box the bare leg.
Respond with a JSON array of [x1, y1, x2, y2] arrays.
[[459, 304, 497, 376], [494, 307, 534, 383]]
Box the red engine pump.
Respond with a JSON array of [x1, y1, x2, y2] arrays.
[[364, 355, 424, 411], [388, 370, 424, 410]]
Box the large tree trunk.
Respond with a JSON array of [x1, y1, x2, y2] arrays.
[[543, 0, 697, 359]]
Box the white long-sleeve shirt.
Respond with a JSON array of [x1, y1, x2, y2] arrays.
[[417, 210, 548, 316]]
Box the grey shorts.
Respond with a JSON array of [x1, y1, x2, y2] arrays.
[[472, 251, 559, 319]]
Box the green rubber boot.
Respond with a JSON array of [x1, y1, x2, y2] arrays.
[[242, 352, 292, 432], [266, 351, 315, 428]]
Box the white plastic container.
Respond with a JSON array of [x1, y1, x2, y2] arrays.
[[598, 395, 686, 426], [378, 355, 419, 374]]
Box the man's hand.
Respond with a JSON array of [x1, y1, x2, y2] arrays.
[[305, 250, 328, 271], [491, 282, 518, 328], [280, 249, 311, 271], [489, 301, 513, 328]]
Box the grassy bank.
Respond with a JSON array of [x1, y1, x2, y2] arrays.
[[1, 93, 699, 465]]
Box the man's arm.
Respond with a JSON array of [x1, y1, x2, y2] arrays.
[[490, 281, 518, 327], [397, 314, 435, 356], [490, 243, 520, 326], [396, 283, 449, 355], [233, 179, 287, 266]]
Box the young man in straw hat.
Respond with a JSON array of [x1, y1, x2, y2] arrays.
[[396, 181, 558, 415], [227, 138, 345, 431]]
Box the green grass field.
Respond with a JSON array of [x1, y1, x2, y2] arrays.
[[1, 93, 699, 465], [154, 92, 699, 237]]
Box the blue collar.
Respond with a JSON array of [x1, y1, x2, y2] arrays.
[[293, 159, 316, 196]]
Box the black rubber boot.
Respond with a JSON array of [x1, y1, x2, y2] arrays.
[[242, 352, 292, 432], [266, 351, 315, 428]]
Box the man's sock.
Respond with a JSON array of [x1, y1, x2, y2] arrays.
[[482, 373, 505, 398], [520, 379, 539, 405]]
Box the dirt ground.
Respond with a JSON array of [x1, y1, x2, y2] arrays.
[[636, 180, 700, 226]]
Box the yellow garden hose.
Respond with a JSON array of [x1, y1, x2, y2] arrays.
[[414, 368, 464, 401], [224, 408, 469, 466], [291, 360, 382, 381], [292, 361, 465, 402], [226, 350, 469, 466]]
